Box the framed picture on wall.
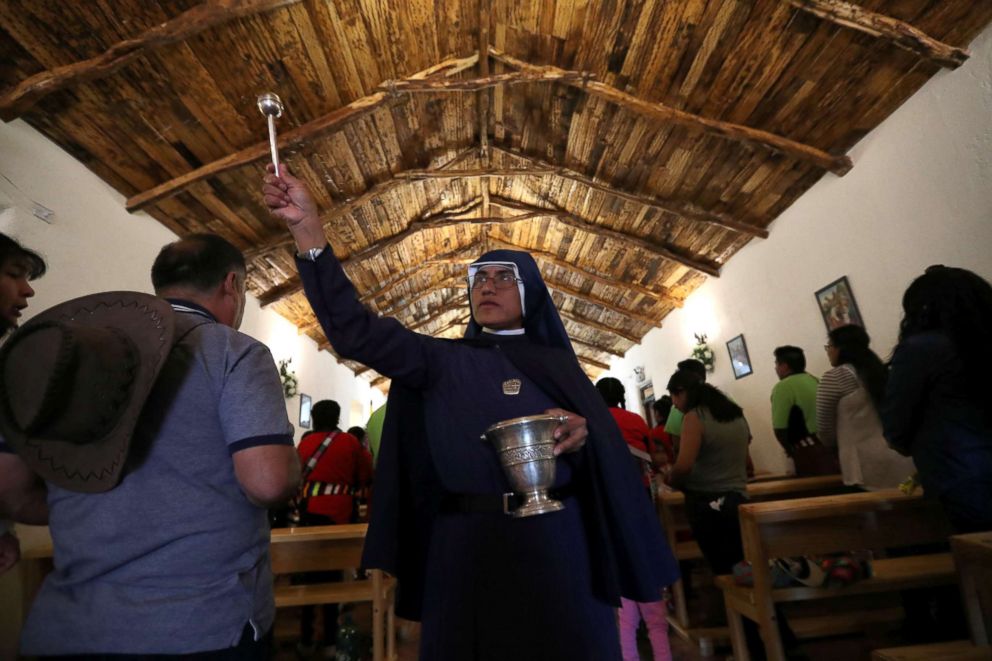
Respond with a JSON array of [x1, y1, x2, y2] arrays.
[[726, 334, 753, 379], [299, 393, 312, 429], [639, 382, 656, 426], [815, 276, 864, 331]]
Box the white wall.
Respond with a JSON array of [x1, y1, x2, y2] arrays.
[[0, 119, 384, 440], [608, 25, 992, 474]]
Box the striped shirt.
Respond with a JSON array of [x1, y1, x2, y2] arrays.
[[816, 365, 861, 446]]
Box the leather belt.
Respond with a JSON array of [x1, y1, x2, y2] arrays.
[[439, 484, 575, 515]]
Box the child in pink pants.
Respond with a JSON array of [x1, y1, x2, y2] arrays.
[[618, 597, 672, 661]]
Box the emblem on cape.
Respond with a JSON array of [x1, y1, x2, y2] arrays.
[[502, 378, 522, 395]]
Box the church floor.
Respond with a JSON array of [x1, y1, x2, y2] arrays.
[[271, 603, 914, 661]]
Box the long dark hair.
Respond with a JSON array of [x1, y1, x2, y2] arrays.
[[828, 325, 886, 408], [0, 233, 46, 279], [666, 369, 743, 423], [898, 266, 992, 396]]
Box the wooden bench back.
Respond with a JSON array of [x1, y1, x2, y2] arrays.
[[740, 490, 952, 562], [270, 523, 368, 575], [659, 475, 848, 557]]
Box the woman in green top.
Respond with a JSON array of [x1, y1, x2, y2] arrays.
[[665, 369, 799, 658], [664, 369, 750, 574]]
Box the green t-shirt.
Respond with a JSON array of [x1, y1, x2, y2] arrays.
[[770, 372, 819, 433], [664, 407, 685, 436], [365, 403, 386, 465]]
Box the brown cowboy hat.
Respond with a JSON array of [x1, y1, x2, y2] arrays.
[[0, 292, 175, 493]]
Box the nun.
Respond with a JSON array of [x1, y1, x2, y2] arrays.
[[263, 165, 678, 661]]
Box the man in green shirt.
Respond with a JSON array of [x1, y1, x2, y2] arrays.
[[771, 345, 837, 476], [365, 403, 386, 466]]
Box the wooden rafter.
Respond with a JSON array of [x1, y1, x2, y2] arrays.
[[545, 279, 659, 327], [482, 239, 682, 304], [478, 0, 492, 219], [360, 245, 477, 304], [125, 56, 478, 212], [246, 148, 477, 260], [489, 48, 853, 177], [569, 336, 624, 359], [256, 190, 711, 306], [559, 309, 639, 344], [379, 70, 587, 93], [409, 297, 469, 331], [378, 276, 463, 317], [788, 0, 969, 69], [377, 265, 659, 327], [432, 312, 473, 337], [0, 0, 303, 121], [404, 150, 768, 239], [489, 197, 721, 277], [577, 354, 611, 371]]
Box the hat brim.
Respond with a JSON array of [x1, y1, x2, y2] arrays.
[[0, 292, 175, 493]]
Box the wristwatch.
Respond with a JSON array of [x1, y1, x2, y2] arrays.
[[299, 247, 325, 262]]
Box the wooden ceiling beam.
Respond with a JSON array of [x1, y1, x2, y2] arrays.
[[246, 147, 477, 259], [360, 245, 477, 304], [489, 48, 853, 177], [379, 70, 587, 93], [256, 203, 689, 310], [378, 276, 463, 317], [489, 146, 767, 239], [559, 310, 640, 344], [482, 239, 681, 303], [478, 0, 492, 219], [376, 265, 658, 327], [125, 55, 478, 212], [409, 296, 469, 331], [787, 0, 969, 69], [489, 197, 721, 277], [569, 336, 624, 359], [546, 279, 659, 328], [405, 154, 768, 239], [0, 0, 303, 121], [128, 91, 394, 211], [432, 312, 473, 337], [577, 354, 611, 371]]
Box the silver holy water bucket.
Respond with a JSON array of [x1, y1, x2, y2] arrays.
[[481, 414, 567, 518]]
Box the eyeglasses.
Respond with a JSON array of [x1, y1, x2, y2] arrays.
[[469, 272, 522, 290]]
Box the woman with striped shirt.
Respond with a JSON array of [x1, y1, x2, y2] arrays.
[[816, 325, 914, 490]]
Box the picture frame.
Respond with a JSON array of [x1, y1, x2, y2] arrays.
[[726, 334, 753, 380], [815, 276, 864, 332], [299, 393, 312, 429]]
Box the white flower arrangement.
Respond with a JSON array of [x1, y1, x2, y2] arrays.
[[690, 333, 716, 372], [278, 359, 298, 399]]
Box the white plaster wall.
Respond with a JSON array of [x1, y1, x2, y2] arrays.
[[0, 119, 383, 440], [608, 25, 992, 474]]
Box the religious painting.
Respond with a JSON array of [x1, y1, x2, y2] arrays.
[[640, 382, 656, 426], [815, 276, 864, 331], [726, 334, 753, 380], [299, 393, 312, 429]]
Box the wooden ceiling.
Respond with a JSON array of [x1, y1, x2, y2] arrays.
[[2, 0, 990, 385]]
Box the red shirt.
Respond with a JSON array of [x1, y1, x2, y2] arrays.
[[608, 407, 653, 486], [650, 425, 674, 466], [297, 429, 373, 524]]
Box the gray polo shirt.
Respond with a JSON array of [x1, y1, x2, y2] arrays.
[[20, 301, 294, 655]]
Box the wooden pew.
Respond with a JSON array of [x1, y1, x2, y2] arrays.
[[868, 531, 992, 660], [658, 474, 847, 642], [716, 490, 956, 661], [953, 532, 992, 645], [270, 523, 396, 661], [871, 640, 992, 660]]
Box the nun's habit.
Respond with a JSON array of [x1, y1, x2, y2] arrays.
[[297, 248, 679, 661]]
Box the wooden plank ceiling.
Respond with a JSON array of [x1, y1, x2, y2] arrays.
[[2, 0, 990, 386]]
